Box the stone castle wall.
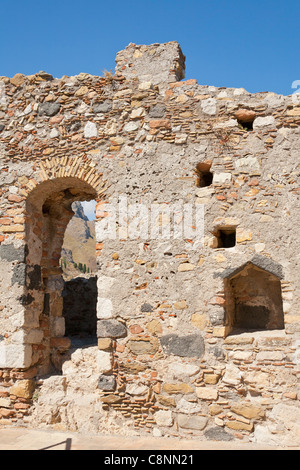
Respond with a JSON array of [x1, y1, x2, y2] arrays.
[[0, 41, 299, 446]]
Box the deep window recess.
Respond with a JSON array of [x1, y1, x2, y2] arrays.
[[216, 228, 236, 248], [195, 161, 213, 187], [235, 109, 256, 131], [224, 263, 284, 334]]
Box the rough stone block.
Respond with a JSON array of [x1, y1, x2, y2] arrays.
[[98, 374, 116, 391], [162, 383, 194, 394], [177, 413, 208, 431], [10, 379, 35, 399], [97, 350, 113, 373], [0, 244, 25, 262], [0, 344, 32, 368], [196, 387, 218, 401], [204, 427, 234, 441], [160, 334, 205, 358], [154, 409, 173, 427], [127, 337, 159, 355], [38, 102, 60, 117], [230, 402, 265, 420], [97, 319, 127, 338], [96, 297, 114, 319]]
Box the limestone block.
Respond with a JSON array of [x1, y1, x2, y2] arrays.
[[236, 228, 252, 242], [10, 379, 35, 399], [204, 373, 220, 385], [256, 351, 284, 362], [177, 262, 195, 272], [96, 297, 114, 319], [222, 364, 242, 386], [196, 387, 218, 401], [235, 156, 259, 170], [228, 350, 254, 361], [97, 350, 113, 374], [124, 121, 140, 132], [230, 402, 265, 420], [104, 119, 117, 136], [162, 383, 194, 394], [127, 337, 159, 355], [84, 121, 97, 138], [35, 376, 66, 405], [173, 300, 187, 310], [130, 107, 145, 119], [225, 420, 253, 432], [75, 85, 89, 96], [97, 338, 112, 350], [287, 107, 300, 116], [243, 370, 271, 388], [10, 73, 26, 87], [212, 326, 228, 338], [177, 413, 208, 430], [0, 344, 32, 368], [154, 409, 173, 427], [201, 98, 217, 115], [191, 313, 207, 330], [253, 115, 275, 129], [176, 398, 202, 414], [213, 173, 232, 185], [168, 362, 200, 378], [138, 81, 152, 91], [126, 384, 148, 396], [0, 398, 11, 408], [145, 319, 162, 334]]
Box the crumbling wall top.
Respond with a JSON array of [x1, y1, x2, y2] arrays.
[[115, 41, 185, 88]]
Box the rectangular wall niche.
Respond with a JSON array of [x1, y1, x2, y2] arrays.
[[224, 263, 284, 334], [195, 161, 213, 188]]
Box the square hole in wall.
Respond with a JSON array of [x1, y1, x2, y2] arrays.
[[195, 161, 213, 188], [237, 119, 254, 131], [215, 228, 236, 248]]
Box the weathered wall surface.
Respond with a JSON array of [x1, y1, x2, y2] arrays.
[[0, 41, 300, 446]]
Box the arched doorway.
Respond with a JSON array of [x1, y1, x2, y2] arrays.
[[24, 174, 100, 374]]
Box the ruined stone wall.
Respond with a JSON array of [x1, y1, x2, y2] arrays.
[[0, 41, 300, 446]]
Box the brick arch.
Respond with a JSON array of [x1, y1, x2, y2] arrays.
[[20, 160, 107, 374], [23, 155, 107, 198]]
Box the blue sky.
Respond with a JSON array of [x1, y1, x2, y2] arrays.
[[1, 0, 299, 97]]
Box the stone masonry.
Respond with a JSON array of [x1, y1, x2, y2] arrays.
[[0, 41, 300, 446]]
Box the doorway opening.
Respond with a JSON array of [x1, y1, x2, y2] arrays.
[[61, 200, 97, 346], [25, 177, 99, 373]]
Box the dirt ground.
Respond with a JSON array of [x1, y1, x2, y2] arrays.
[[0, 426, 297, 451]]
